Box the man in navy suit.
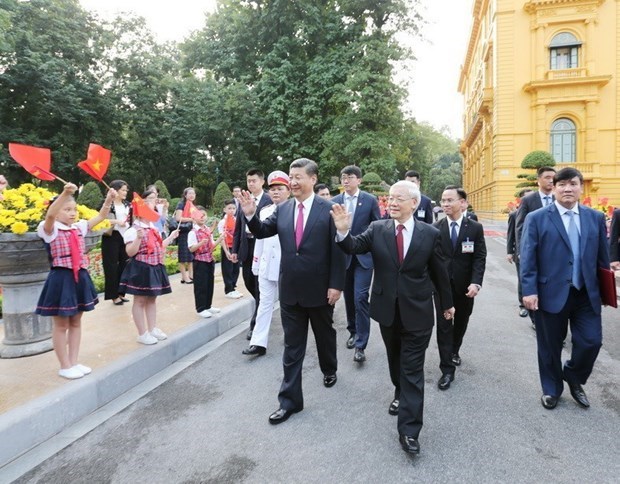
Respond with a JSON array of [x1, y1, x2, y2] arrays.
[[239, 158, 346, 425], [332, 181, 454, 456], [521, 167, 610, 410], [507, 188, 534, 318], [331, 166, 380, 362], [405, 170, 433, 224], [515, 166, 556, 328]]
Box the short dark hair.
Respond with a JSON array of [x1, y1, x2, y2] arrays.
[[232, 186, 242, 191], [290, 158, 319, 177], [195, 205, 207, 213], [314, 183, 329, 193], [246, 169, 264, 179], [518, 188, 534, 198], [444, 185, 467, 200], [554, 167, 583, 185], [341, 165, 362, 178], [223, 199, 235, 207], [142, 189, 157, 199], [405, 170, 420, 180], [110, 180, 128, 191], [537, 166, 556, 177]]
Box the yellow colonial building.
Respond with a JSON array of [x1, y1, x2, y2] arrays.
[[458, 0, 620, 220]]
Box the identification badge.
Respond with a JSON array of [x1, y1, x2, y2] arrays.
[[462, 239, 474, 254], [417, 209, 426, 218]]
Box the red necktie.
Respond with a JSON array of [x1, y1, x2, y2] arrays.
[[396, 224, 404, 264], [69, 229, 82, 282], [295, 203, 304, 249]]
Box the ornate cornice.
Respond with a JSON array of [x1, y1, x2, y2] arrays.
[[524, 0, 605, 15], [523, 74, 611, 93]]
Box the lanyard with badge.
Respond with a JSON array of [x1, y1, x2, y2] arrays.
[[461, 238, 474, 254]]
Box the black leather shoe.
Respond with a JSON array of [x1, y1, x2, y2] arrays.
[[323, 374, 337, 387], [399, 434, 420, 455], [438, 373, 454, 390], [566, 381, 590, 408], [541, 394, 558, 409], [268, 407, 300, 425], [388, 399, 399, 416], [246, 329, 253, 340], [451, 353, 461, 366], [346, 335, 355, 349], [353, 348, 366, 362], [242, 345, 266, 356]]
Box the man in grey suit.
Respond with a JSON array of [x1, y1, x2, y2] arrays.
[[521, 168, 610, 410], [239, 158, 346, 425], [332, 181, 454, 457]]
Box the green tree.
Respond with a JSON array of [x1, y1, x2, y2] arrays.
[[0, 0, 117, 185], [153, 180, 172, 200]]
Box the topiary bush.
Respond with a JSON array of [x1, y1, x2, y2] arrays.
[[521, 150, 556, 169], [153, 180, 172, 200], [212, 182, 232, 214], [362, 172, 384, 196], [77, 181, 104, 209]]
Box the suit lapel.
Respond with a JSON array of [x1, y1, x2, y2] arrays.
[[382, 219, 400, 266], [402, 221, 424, 266], [300, 198, 323, 247], [578, 204, 589, 258]]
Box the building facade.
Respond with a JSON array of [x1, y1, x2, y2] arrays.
[[458, 0, 620, 220]]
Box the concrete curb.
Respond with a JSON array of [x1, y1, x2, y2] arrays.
[[0, 299, 253, 468]]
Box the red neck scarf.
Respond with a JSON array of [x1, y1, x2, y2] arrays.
[[146, 228, 162, 254], [69, 229, 82, 282]]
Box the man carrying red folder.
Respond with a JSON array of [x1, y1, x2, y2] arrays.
[[520, 167, 612, 410]]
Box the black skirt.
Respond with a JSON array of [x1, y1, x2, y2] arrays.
[[119, 259, 172, 296], [176, 231, 194, 263], [36, 268, 99, 316]]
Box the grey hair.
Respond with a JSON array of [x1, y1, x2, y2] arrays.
[[391, 180, 421, 204]]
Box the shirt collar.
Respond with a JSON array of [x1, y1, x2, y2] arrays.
[[555, 201, 579, 215], [449, 214, 465, 227], [253, 191, 264, 203], [134, 220, 154, 228], [396, 216, 415, 233], [345, 190, 360, 200], [297, 193, 315, 210]]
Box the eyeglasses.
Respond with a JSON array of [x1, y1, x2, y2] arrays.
[[387, 196, 412, 204], [440, 198, 461, 204], [340, 175, 359, 181]]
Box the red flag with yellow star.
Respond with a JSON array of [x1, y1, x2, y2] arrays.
[[131, 192, 161, 223], [182, 200, 202, 220], [77, 143, 111, 182], [8, 143, 56, 181]]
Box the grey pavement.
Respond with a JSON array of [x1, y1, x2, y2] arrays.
[[4, 227, 620, 483]]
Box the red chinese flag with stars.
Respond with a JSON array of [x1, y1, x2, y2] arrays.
[[182, 200, 201, 220], [8, 143, 55, 181], [131, 192, 160, 223], [77, 143, 111, 182]]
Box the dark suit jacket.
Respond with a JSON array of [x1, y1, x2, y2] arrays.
[[520, 203, 609, 315], [414, 195, 434, 224], [433, 217, 486, 295], [247, 195, 346, 307], [506, 211, 516, 256], [233, 191, 271, 261], [515, 192, 553, 254], [331, 190, 380, 269], [609, 208, 620, 262], [466, 212, 478, 222], [338, 219, 452, 330]]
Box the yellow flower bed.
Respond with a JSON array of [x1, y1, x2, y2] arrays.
[[0, 184, 110, 234]]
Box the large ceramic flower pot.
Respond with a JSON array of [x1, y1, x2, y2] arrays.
[[0, 231, 102, 358]]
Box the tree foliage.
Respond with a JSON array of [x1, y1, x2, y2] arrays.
[[77, 181, 103, 209]]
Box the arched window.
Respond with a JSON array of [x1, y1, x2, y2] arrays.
[[549, 32, 581, 70], [550, 118, 576, 162]]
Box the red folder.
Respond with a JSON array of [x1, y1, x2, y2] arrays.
[[598, 267, 618, 308]]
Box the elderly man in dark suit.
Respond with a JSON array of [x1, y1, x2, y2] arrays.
[[239, 158, 346, 425], [331, 165, 380, 362], [521, 167, 610, 410], [433, 186, 486, 390], [232, 169, 272, 340], [331, 180, 454, 457]]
